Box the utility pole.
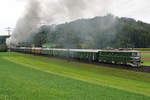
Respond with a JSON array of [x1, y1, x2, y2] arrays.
[[4, 27, 14, 36]]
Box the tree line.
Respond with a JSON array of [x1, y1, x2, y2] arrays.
[[20, 14, 150, 49]]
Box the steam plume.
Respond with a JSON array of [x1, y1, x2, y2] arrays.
[[7, 0, 113, 46], [7, 0, 41, 46]]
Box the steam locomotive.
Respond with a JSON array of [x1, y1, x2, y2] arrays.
[[11, 47, 142, 67]]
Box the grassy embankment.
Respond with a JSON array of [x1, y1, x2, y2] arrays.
[[142, 53, 150, 66], [134, 48, 150, 51], [135, 48, 150, 66], [0, 52, 150, 100]]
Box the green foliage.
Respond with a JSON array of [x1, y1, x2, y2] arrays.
[[33, 25, 49, 47], [1, 52, 150, 100], [30, 15, 150, 48]]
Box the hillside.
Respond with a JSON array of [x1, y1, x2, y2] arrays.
[[21, 15, 150, 49]]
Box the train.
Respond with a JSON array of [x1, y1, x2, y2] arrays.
[[10, 47, 142, 67], [0, 45, 7, 52]]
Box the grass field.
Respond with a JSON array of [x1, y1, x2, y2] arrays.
[[141, 51, 150, 66], [135, 48, 150, 66], [134, 48, 150, 51], [142, 62, 150, 66], [1, 52, 150, 100]]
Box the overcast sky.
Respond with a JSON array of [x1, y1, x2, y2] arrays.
[[0, 0, 150, 35]]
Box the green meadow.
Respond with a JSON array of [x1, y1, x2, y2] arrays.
[[142, 62, 150, 66], [0, 52, 150, 100], [141, 51, 150, 66], [134, 48, 150, 51]]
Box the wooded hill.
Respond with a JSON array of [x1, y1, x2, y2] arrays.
[[25, 14, 150, 49]]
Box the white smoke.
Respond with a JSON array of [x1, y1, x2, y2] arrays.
[[40, 0, 113, 24], [7, 0, 113, 46], [7, 0, 41, 46]]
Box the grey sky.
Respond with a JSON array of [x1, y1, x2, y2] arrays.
[[0, 0, 150, 35]]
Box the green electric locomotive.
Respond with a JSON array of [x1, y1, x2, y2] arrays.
[[98, 50, 141, 67]]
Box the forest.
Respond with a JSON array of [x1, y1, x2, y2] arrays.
[[21, 14, 150, 49]]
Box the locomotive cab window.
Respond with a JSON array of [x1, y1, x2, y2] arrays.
[[132, 52, 140, 57]]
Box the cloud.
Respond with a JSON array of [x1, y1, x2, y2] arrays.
[[111, 0, 150, 23]]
